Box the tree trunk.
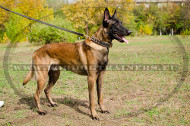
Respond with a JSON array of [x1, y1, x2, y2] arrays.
[[160, 28, 162, 36], [85, 21, 89, 36]]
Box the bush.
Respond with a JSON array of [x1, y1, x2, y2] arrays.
[[181, 29, 190, 36], [0, 32, 9, 43], [0, 30, 4, 43], [4, 2, 53, 43], [137, 24, 153, 36], [28, 16, 78, 44], [5, 8, 30, 42], [144, 24, 153, 35]]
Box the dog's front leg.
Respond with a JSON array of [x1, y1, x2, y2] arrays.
[[96, 71, 110, 113], [87, 75, 99, 120]]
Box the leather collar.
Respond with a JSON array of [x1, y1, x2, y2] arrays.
[[90, 36, 111, 48]]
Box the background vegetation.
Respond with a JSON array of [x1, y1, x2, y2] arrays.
[[28, 16, 77, 44], [0, 0, 189, 44]]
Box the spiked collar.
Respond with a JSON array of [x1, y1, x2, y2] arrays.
[[90, 36, 111, 48]]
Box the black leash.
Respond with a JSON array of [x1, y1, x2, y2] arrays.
[[0, 5, 87, 37], [0, 5, 112, 47]]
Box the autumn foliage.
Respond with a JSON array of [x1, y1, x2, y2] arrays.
[[0, 0, 189, 43], [0, 0, 53, 42], [62, 0, 134, 36]]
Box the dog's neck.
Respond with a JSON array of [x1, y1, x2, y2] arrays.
[[84, 25, 111, 51], [94, 25, 111, 44]]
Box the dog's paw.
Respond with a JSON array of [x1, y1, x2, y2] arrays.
[[101, 110, 110, 114], [92, 116, 100, 120], [51, 103, 58, 107], [38, 110, 47, 115]]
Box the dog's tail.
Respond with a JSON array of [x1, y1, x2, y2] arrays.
[[23, 61, 34, 85]]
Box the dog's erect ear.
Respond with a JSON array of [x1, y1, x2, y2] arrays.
[[112, 9, 117, 18], [103, 8, 110, 21], [103, 8, 110, 28]]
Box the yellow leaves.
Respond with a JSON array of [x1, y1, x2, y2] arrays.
[[1, 33, 8, 43], [0, 0, 53, 24], [15, 0, 53, 20], [138, 25, 144, 35], [138, 24, 153, 35], [144, 24, 153, 35], [0, 0, 54, 42], [0, 0, 14, 25], [147, 13, 155, 24], [62, 0, 134, 34]]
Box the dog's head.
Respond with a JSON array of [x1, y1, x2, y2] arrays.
[[103, 8, 132, 44]]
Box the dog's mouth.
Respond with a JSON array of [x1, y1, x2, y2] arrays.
[[113, 34, 129, 44]]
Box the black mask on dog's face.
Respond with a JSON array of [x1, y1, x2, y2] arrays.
[[103, 8, 132, 44]]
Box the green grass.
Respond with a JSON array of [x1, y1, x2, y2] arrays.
[[114, 109, 130, 117], [0, 35, 189, 126], [14, 110, 27, 119]]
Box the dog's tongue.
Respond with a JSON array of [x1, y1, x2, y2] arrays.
[[121, 36, 129, 44]]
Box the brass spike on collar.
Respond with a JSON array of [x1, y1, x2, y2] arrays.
[[90, 36, 111, 48]]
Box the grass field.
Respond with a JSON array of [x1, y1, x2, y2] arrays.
[[0, 36, 189, 126]]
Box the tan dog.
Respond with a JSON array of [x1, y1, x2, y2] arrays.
[[23, 8, 131, 120]]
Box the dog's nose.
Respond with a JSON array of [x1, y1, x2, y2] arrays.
[[128, 31, 132, 35]]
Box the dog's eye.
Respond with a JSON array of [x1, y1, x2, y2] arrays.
[[115, 23, 119, 26]]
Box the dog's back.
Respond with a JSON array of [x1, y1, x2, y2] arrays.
[[23, 42, 88, 85]]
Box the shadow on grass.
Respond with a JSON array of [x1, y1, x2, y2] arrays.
[[18, 96, 36, 111], [18, 96, 90, 118], [57, 97, 90, 117]]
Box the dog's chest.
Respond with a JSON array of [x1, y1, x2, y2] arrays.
[[96, 50, 109, 71]]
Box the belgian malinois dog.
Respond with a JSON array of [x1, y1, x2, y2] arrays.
[[23, 8, 131, 120]]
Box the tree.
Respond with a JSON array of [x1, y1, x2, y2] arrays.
[[62, 0, 134, 36], [0, 0, 14, 42], [133, 2, 185, 35], [179, 0, 190, 31], [0, 0, 53, 42], [0, 0, 14, 28]]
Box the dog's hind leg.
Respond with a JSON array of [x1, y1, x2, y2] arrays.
[[44, 65, 60, 107], [34, 69, 48, 115], [35, 80, 47, 115]]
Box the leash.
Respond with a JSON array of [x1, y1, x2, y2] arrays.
[[0, 5, 88, 37], [0, 5, 111, 47]]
